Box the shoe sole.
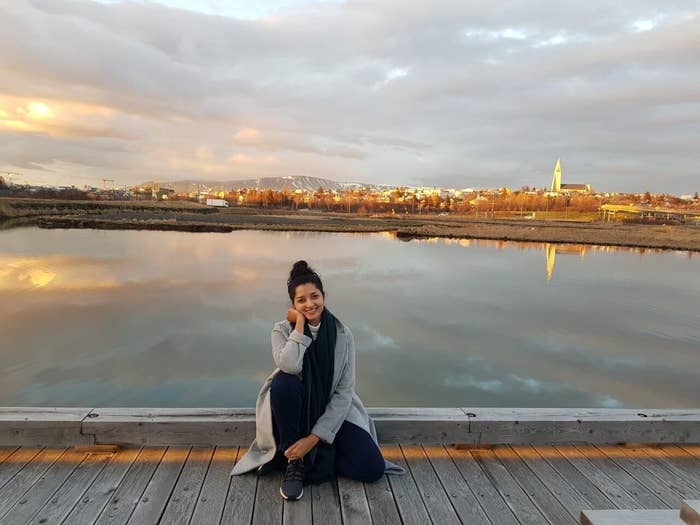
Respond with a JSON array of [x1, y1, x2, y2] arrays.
[[279, 486, 304, 501]]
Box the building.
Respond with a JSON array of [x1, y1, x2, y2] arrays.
[[550, 159, 592, 194]]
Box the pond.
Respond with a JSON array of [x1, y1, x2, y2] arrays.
[[1, 228, 698, 408]]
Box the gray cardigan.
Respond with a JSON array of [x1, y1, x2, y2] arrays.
[[230, 317, 404, 476]]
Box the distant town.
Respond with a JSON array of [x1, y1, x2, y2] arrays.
[[2, 161, 699, 223]]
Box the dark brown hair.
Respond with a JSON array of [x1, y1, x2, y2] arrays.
[[287, 260, 324, 302]]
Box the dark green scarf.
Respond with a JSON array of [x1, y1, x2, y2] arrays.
[[302, 307, 337, 485]]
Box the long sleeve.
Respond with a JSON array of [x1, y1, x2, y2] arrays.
[[271, 322, 312, 374], [311, 328, 355, 444]]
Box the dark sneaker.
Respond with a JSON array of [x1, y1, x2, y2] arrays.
[[280, 459, 305, 500], [257, 451, 285, 476]]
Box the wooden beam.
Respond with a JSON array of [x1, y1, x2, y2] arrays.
[[1, 407, 698, 446]]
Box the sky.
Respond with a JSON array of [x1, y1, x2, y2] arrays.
[[0, 0, 698, 193]]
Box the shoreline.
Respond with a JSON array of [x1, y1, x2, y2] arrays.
[[2, 198, 699, 252], [24, 214, 700, 252]]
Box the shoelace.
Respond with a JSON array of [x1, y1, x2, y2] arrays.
[[284, 460, 305, 482]]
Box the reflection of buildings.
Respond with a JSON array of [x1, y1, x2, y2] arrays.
[[545, 243, 588, 281], [393, 235, 695, 281], [550, 158, 592, 194]]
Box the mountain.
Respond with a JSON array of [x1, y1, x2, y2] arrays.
[[141, 176, 344, 193]]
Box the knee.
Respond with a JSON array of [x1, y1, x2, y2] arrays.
[[364, 457, 385, 483], [354, 455, 385, 483], [270, 372, 302, 396]]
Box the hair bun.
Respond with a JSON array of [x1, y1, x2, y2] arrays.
[[290, 260, 311, 279]]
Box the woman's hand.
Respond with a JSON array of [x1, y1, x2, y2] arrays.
[[284, 434, 320, 461], [286, 308, 303, 325]]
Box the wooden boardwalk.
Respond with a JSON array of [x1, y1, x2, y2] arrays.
[[1, 443, 699, 524]]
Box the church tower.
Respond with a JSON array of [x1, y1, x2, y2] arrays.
[[550, 158, 562, 192]]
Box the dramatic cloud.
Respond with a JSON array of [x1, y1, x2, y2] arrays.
[[0, 0, 698, 192]]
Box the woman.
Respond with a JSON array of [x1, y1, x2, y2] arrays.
[[230, 260, 403, 500]]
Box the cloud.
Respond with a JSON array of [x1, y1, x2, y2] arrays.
[[0, 0, 698, 192]]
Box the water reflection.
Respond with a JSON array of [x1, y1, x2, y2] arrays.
[[0, 228, 698, 408]]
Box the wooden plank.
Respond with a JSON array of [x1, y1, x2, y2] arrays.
[[510, 444, 596, 519], [0, 447, 67, 518], [248, 471, 284, 525], [83, 408, 256, 446], [572, 444, 668, 508], [422, 445, 490, 524], [446, 445, 519, 524], [531, 445, 614, 510], [594, 444, 687, 508], [372, 408, 470, 444], [554, 444, 641, 509], [381, 444, 432, 525], [0, 407, 94, 446], [25, 451, 113, 525], [61, 447, 141, 525], [580, 509, 683, 525], [363, 474, 402, 525], [462, 408, 700, 444], [283, 483, 312, 525], [1, 448, 87, 524], [655, 445, 700, 486], [159, 446, 214, 525], [680, 500, 700, 525], [94, 447, 167, 525], [126, 446, 190, 524], [189, 447, 239, 525], [680, 444, 700, 459], [0, 446, 19, 465], [311, 478, 342, 525], [471, 448, 550, 525], [220, 448, 256, 525], [399, 444, 460, 524], [251, 469, 283, 525], [620, 446, 700, 499], [0, 446, 44, 490], [337, 476, 371, 525], [492, 445, 577, 524]]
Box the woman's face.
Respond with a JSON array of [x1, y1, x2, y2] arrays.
[[293, 283, 325, 325]]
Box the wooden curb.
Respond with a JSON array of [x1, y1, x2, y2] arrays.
[[1, 407, 698, 446]]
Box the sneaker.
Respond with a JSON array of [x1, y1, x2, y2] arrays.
[[280, 459, 305, 500], [257, 451, 285, 476]]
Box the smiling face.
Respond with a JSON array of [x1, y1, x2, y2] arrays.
[[293, 282, 325, 325]]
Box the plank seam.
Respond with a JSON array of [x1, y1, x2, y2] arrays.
[[186, 446, 216, 525], [56, 451, 116, 525], [490, 446, 558, 525], [590, 444, 674, 508], [419, 444, 466, 524], [508, 445, 583, 523], [441, 444, 495, 525], [397, 444, 435, 525], [23, 451, 90, 525]]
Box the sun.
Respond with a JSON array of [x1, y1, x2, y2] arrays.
[[26, 101, 55, 119]]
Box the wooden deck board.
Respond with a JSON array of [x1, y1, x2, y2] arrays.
[[29, 451, 114, 525], [127, 446, 190, 524], [1, 443, 698, 524]]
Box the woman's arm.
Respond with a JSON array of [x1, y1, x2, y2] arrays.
[[310, 328, 356, 444], [271, 320, 312, 374]]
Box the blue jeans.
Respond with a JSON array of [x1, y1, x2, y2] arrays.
[[269, 371, 385, 483]]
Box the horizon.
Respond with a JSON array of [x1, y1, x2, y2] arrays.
[[1, 1, 699, 194]]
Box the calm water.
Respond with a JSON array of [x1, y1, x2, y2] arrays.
[[1, 228, 698, 408]]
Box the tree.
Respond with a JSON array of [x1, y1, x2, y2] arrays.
[[0, 176, 6, 188], [643, 191, 652, 202]]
